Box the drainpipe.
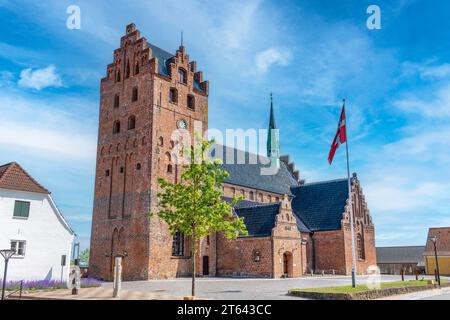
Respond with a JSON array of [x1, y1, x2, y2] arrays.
[[310, 232, 316, 273]]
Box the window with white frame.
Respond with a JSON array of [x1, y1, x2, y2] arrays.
[[11, 240, 26, 257]]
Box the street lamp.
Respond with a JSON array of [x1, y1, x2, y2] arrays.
[[1, 249, 16, 300], [429, 236, 441, 287]]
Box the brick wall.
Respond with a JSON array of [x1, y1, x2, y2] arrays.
[[310, 176, 377, 275], [217, 234, 273, 277], [224, 184, 283, 203], [216, 196, 308, 278], [90, 23, 209, 280]]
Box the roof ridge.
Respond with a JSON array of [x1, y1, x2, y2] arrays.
[[0, 162, 15, 181], [0, 162, 50, 194], [148, 42, 174, 58], [292, 178, 349, 188], [236, 200, 280, 209]]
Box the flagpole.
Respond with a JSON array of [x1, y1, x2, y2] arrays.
[[344, 98, 357, 288]]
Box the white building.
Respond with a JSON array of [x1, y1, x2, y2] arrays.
[[0, 162, 75, 282]]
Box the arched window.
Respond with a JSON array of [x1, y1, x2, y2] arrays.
[[113, 121, 121, 134], [357, 234, 365, 260], [116, 70, 121, 82], [187, 95, 195, 110], [169, 88, 178, 104], [268, 195, 272, 202], [126, 60, 130, 79], [259, 193, 264, 202], [249, 191, 254, 201], [178, 68, 187, 84], [172, 231, 184, 256], [230, 187, 236, 196], [166, 152, 172, 173], [132, 87, 138, 102], [128, 116, 136, 130], [158, 136, 164, 147], [134, 63, 140, 75], [114, 94, 120, 108]]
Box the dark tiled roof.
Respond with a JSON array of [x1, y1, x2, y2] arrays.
[[148, 42, 205, 92], [223, 197, 310, 235], [376, 246, 425, 264], [291, 179, 350, 231], [211, 145, 298, 195], [148, 43, 173, 76], [235, 202, 280, 237], [294, 214, 311, 233], [0, 162, 50, 194]]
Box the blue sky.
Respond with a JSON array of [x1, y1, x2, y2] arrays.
[[1, 0, 450, 250]]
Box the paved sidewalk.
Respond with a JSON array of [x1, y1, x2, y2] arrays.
[[17, 287, 180, 300]]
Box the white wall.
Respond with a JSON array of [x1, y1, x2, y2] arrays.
[[0, 188, 74, 282]]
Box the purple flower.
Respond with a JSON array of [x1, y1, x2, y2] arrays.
[[0, 278, 102, 291]]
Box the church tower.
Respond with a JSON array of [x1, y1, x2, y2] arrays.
[[267, 93, 280, 167], [89, 24, 209, 280]]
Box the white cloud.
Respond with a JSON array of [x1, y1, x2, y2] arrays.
[[0, 71, 14, 87], [383, 127, 450, 163], [393, 83, 450, 118], [0, 90, 97, 160], [420, 64, 450, 78], [18, 65, 63, 90], [365, 178, 445, 212], [255, 48, 291, 74], [402, 61, 450, 80], [0, 122, 95, 159]]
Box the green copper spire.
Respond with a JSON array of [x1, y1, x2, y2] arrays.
[[267, 93, 280, 166], [269, 93, 276, 130]]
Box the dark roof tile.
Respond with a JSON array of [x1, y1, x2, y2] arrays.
[[235, 203, 280, 237], [291, 179, 350, 231], [148, 42, 205, 92], [211, 145, 298, 195]]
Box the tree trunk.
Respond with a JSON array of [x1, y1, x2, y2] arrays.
[[191, 237, 196, 297]]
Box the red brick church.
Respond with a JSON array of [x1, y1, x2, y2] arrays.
[[89, 24, 376, 281]]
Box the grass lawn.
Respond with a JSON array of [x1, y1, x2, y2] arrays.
[[290, 279, 447, 294]]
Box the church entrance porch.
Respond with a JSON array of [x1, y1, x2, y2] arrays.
[[202, 256, 210, 276], [282, 252, 293, 278]]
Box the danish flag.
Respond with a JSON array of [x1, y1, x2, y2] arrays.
[[328, 104, 347, 165]]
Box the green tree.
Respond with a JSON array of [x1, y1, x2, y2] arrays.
[[79, 249, 90, 265], [150, 138, 247, 297]]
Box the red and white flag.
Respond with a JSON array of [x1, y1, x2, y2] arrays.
[[328, 104, 347, 165]]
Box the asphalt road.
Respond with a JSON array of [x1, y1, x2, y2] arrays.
[[102, 275, 442, 300]]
